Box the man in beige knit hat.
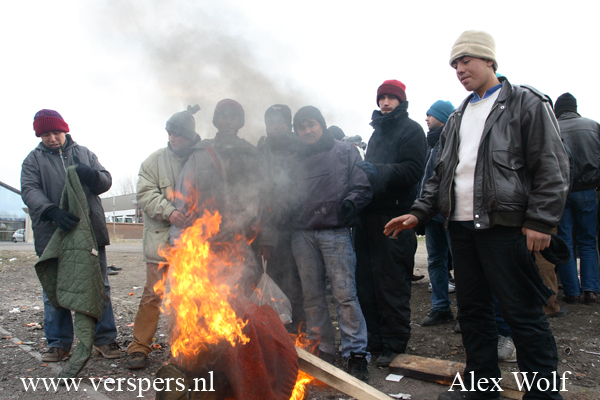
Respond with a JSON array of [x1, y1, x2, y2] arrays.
[[385, 30, 569, 400]]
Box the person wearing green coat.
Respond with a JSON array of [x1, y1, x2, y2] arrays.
[[126, 105, 202, 370]]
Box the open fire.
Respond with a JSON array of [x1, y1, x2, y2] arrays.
[[154, 207, 315, 399], [155, 209, 249, 370]]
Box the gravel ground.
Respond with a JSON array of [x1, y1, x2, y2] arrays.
[[0, 240, 598, 399]]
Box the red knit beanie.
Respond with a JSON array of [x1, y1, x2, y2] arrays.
[[33, 109, 70, 137], [376, 80, 407, 105]]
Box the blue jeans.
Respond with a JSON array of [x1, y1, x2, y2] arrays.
[[292, 228, 369, 360], [425, 219, 452, 313], [43, 246, 117, 351], [557, 189, 600, 296]]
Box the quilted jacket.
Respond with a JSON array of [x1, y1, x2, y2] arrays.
[[35, 166, 104, 378], [35, 166, 104, 319]]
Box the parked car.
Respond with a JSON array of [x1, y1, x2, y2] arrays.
[[12, 229, 25, 242]]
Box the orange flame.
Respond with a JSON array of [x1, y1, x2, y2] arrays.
[[289, 371, 314, 400], [158, 209, 249, 368], [289, 326, 317, 400]]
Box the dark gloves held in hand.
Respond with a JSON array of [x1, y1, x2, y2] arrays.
[[341, 200, 356, 226], [73, 156, 98, 186], [356, 161, 377, 182], [44, 206, 80, 232]]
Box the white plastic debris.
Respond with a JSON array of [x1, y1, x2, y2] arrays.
[[386, 373, 404, 382], [389, 394, 411, 399], [9, 258, 17, 262], [33, 306, 40, 310], [9, 308, 21, 313], [111, 364, 118, 368]]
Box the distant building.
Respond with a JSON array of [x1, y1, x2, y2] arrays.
[[101, 193, 142, 223], [0, 181, 29, 241]]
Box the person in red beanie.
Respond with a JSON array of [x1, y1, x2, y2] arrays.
[[21, 109, 121, 363], [354, 79, 427, 368]]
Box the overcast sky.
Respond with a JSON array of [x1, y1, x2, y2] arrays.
[[1, 0, 597, 193]]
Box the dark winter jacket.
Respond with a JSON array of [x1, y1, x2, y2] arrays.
[[412, 77, 570, 234], [364, 102, 427, 215], [171, 134, 275, 247], [287, 130, 372, 230], [557, 112, 600, 192], [418, 126, 445, 224], [257, 133, 302, 228], [21, 135, 111, 255]]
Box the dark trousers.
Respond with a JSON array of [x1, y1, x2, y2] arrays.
[[267, 229, 306, 332], [355, 212, 416, 353], [449, 222, 562, 400]]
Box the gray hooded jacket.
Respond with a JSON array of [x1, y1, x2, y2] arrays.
[[21, 135, 111, 255]]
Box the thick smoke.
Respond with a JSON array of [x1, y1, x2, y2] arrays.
[[86, 0, 311, 143]]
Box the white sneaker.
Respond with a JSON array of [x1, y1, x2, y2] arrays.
[[498, 335, 517, 362], [428, 283, 432, 292]]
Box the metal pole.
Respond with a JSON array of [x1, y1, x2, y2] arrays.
[[113, 195, 116, 236]]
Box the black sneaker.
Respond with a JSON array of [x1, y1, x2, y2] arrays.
[[375, 350, 399, 368], [109, 265, 122, 271], [107, 268, 119, 276], [421, 310, 454, 327], [346, 352, 369, 382]]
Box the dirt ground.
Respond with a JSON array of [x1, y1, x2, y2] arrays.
[[0, 239, 598, 400]]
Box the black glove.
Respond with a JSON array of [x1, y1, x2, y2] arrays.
[[340, 200, 356, 226], [44, 206, 80, 232], [73, 156, 98, 186], [356, 161, 377, 183]]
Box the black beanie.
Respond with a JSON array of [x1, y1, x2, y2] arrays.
[[328, 125, 345, 140], [265, 104, 292, 128], [293, 106, 326, 133], [554, 93, 577, 118]]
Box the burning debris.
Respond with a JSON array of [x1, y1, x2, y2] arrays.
[[155, 209, 299, 400]]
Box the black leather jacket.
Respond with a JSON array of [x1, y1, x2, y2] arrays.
[[411, 78, 569, 234], [557, 112, 600, 192]]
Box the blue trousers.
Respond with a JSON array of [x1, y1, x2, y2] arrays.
[[292, 228, 369, 360], [425, 219, 452, 313], [557, 189, 600, 296]]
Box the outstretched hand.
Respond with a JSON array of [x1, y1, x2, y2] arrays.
[[383, 214, 419, 237]]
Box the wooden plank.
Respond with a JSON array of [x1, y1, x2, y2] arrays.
[[296, 346, 393, 400], [389, 354, 524, 400]]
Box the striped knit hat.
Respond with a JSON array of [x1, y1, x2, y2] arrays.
[[33, 109, 69, 137]]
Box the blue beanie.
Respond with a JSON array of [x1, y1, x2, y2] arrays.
[[426, 100, 455, 124]]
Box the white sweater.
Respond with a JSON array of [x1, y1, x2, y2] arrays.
[[451, 90, 500, 221]]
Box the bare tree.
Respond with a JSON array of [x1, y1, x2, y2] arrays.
[[103, 175, 138, 197]]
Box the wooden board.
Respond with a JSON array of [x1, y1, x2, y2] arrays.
[[296, 346, 393, 400], [389, 354, 524, 400]]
